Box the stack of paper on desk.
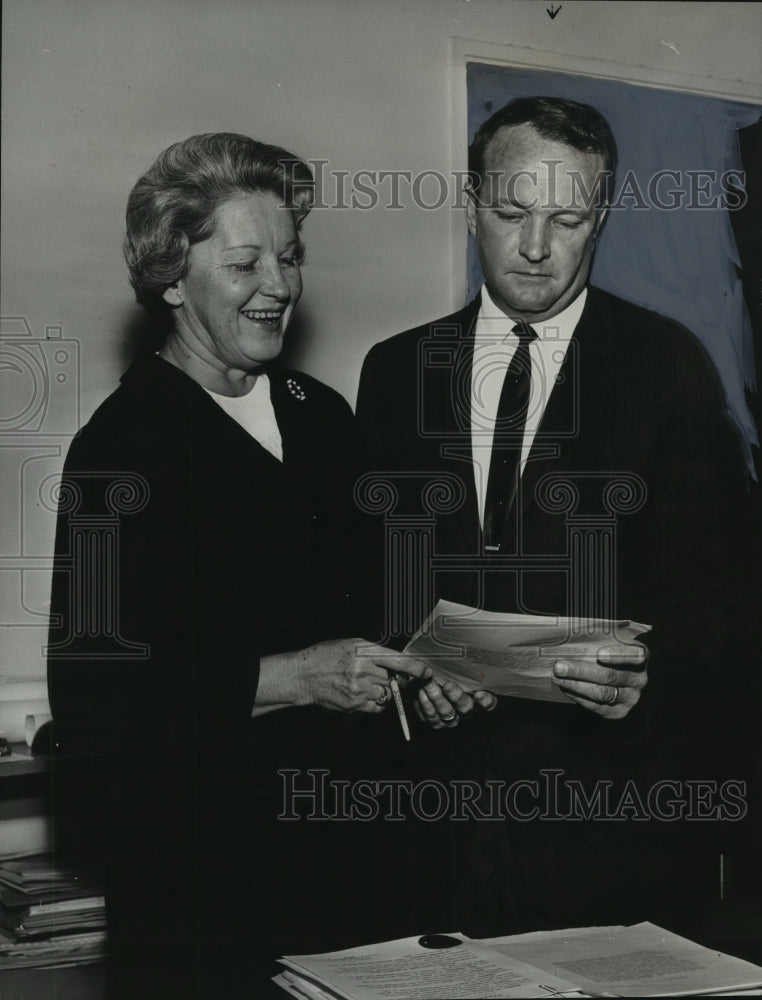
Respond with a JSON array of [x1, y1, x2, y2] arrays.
[[275, 922, 762, 998], [276, 933, 579, 999], [0, 855, 107, 969], [0, 929, 107, 970], [404, 600, 651, 703]]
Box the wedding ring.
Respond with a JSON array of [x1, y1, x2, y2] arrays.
[[609, 686, 620, 706], [441, 713, 457, 722], [376, 687, 391, 706]]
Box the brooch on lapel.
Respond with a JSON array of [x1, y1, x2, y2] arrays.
[[286, 377, 306, 402]]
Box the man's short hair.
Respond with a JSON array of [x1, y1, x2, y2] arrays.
[[468, 96, 618, 205]]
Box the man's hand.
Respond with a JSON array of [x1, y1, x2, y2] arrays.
[[552, 643, 648, 719], [415, 678, 497, 730]]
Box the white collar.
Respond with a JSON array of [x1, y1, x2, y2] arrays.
[[476, 285, 588, 343]]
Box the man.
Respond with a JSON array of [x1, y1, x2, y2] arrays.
[[356, 97, 751, 935]]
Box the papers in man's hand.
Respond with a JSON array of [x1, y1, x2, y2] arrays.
[[277, 932, 579, 999], [275, 923, 762, 999], [404, 600, 651, 703]]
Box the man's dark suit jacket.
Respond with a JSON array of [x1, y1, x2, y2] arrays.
[[356, 287, 753, 935]]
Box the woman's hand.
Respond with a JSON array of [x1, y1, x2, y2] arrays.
[[254, 640, 432, 717], [415, 678, 497, 729], [297, 639, 433, 713]]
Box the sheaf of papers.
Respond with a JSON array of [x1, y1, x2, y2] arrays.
[[404, 600, 651, 703], [480, 921, 762, 997], [279, 932, 580, 999]]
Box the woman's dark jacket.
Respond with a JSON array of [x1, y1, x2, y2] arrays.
[[48, 354, 377, 997]]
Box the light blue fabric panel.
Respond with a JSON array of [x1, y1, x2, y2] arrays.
[[466, 63, 761, 464]]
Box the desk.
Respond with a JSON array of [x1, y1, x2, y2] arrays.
[[0, 742, 51, 860], [1, 911, 760, 1000], [0, 743, 49, 799], [0, 924, 760, 998], [0, 745, 102, 999], [0, 744, 48, 779], [1, 748, 760, 999], [1, 965, 106, 1000]]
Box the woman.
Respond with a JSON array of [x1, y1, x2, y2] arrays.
[[47, 133, 434, 999]]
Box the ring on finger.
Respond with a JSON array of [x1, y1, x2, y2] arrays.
[[441, 713, 457, 723], [376, 687, 391, 706], [607, 686, 620, 706]]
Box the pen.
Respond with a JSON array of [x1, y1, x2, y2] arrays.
[[389, 673, 411, 742]]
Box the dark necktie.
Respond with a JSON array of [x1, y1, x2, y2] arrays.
[[482, 322, 537, 552]]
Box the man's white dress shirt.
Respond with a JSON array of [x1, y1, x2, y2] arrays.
[[471, 285, 587, 527]]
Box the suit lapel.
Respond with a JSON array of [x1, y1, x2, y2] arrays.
[[267, 365, 299, 464], [434, 299, 482, 555]]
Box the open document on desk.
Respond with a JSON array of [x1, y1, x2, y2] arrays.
[[482, 922, 762, 996], [276, 933, 579, 999], [274, 922, 762, 998]]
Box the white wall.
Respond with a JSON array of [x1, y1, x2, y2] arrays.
[[2, 0, 760, 680]]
